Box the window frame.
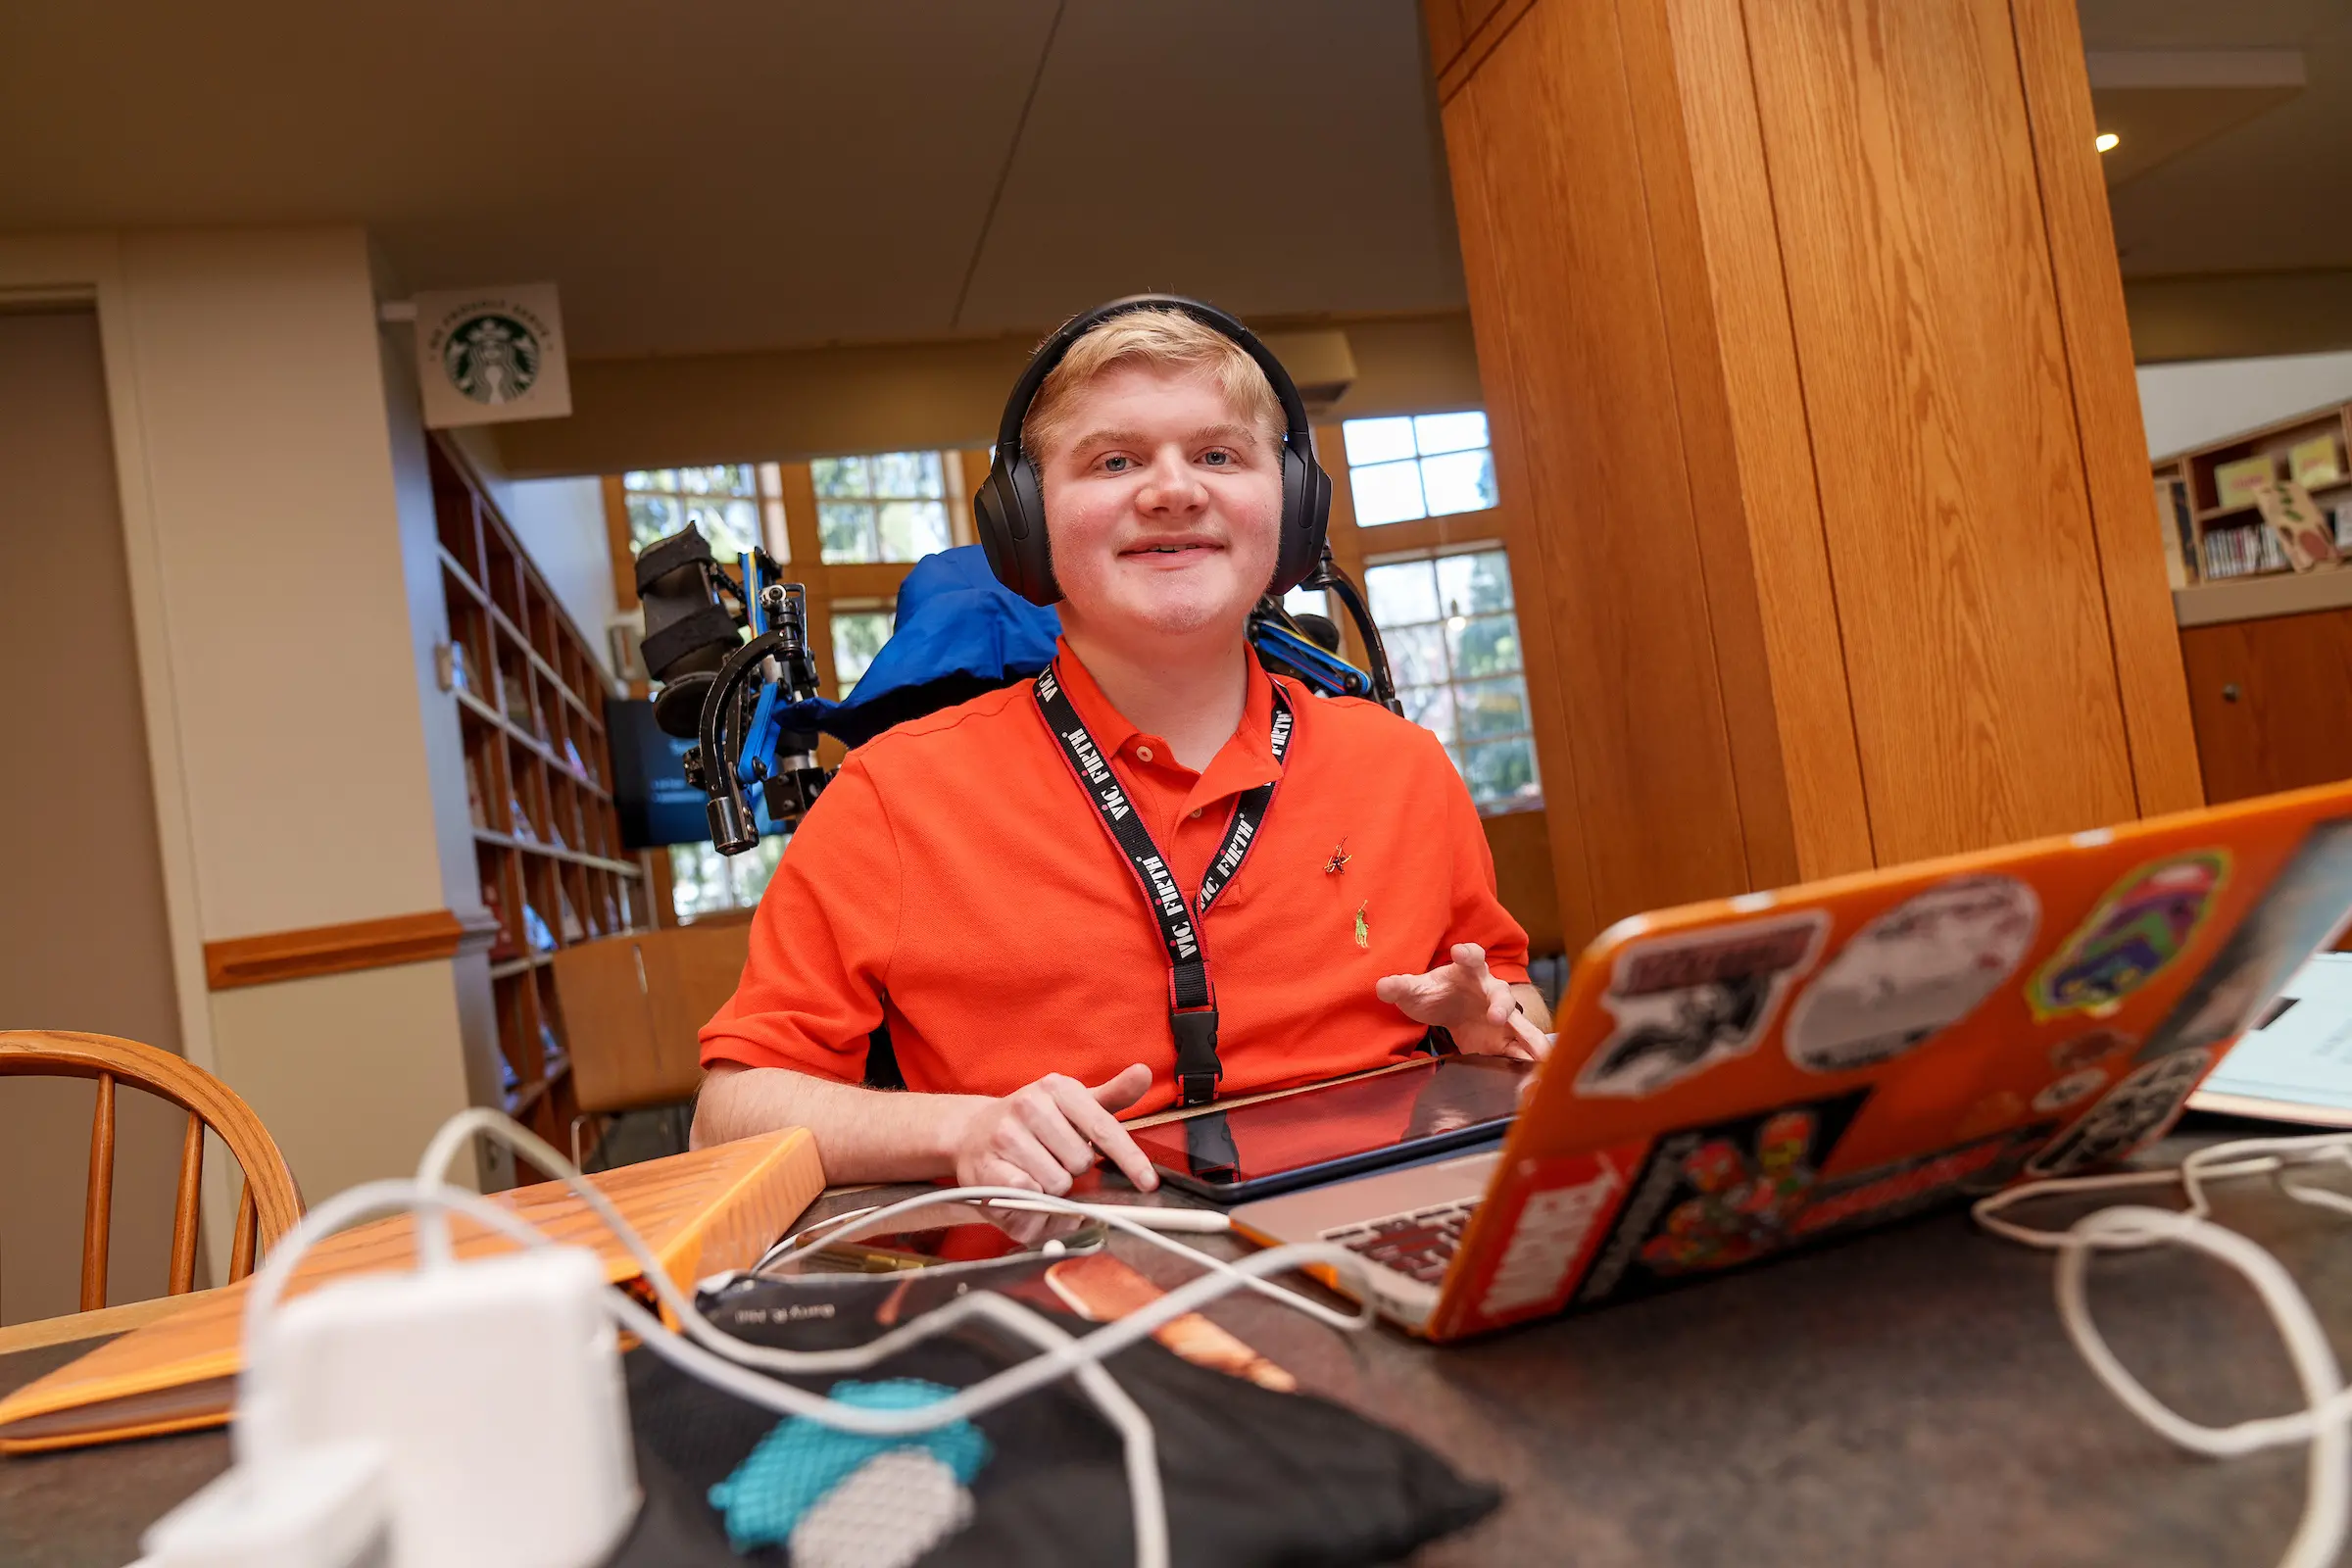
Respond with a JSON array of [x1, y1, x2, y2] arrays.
[[1310, 418, 1545, 820]]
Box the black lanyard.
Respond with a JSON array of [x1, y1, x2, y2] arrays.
[[1033, 661, 1294, 1104]]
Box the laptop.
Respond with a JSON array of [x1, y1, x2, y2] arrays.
[[1232, 780, 2352, 1341]]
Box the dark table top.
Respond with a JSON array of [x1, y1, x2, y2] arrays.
[[4, 1131, 2337, 1567]]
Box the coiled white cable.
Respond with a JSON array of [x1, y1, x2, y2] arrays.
[[1974, 1133, 2352, 1568], [239, 1110, 1375, 1568]]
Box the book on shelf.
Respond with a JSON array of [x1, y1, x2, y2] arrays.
[[2156, 479, 2194, 588], [2289, 434, 2344, 490], [2250, 478, 2341, 572], [2216, 454, 2278, 509], [464, 755, 488, 830], [2202, 523, 2290, 580], [500, 672, 533, 726]]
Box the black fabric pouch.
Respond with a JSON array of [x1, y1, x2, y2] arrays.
[[605, 1284, 1499, 1567]]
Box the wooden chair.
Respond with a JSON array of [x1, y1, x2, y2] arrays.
[[0, 1030, 303, 1310]]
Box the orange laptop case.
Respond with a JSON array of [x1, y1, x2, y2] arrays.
[[1355, 781, 2352, 1343]]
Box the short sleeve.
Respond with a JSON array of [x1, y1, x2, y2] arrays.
[[698, 757, 899, 1082], [1431, 734, 1532, 985]]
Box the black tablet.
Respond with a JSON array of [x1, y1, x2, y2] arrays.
[[1128, 1054, 1534, 1202]]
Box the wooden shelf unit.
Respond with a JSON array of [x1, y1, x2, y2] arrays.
[[2155, 401, 2352, 586], [430, 435, 649, 1152]]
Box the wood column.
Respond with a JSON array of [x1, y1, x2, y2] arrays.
[[1426, 0, 2202, 951]]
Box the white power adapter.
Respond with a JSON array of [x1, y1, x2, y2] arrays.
[[139, 1440, 391, 1568], [222, 1245, 639, 1568]]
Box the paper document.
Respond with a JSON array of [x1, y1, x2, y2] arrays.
[[2192, 952, 2352, 1124]]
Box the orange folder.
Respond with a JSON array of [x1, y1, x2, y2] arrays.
[[0, 1130, 824, 1454]]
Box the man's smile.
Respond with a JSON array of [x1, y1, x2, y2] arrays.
[[1118, 534, 1224, 565]]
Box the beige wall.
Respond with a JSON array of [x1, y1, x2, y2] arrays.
[[0, 227, 500, 1244], [0, 306, 193, 1322], [490, 312, 1487, 478]]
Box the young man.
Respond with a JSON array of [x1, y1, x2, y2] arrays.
[[694, 305, 1549, 1194]]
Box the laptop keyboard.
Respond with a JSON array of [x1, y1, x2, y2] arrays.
[[1320, 1198, 1482, 1287]]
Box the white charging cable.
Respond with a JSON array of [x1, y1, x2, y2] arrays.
[[1974, 1133, 2352, 1568], [240, 1110, 1374, 1568]]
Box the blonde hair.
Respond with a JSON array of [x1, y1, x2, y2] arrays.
[[1020, 307, 1287, 468]]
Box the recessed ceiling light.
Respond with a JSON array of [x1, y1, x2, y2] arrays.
[[2095, 131, 2121, 152]]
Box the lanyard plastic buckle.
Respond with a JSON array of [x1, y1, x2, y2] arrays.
[[1169, 1005, 1221, 1106]]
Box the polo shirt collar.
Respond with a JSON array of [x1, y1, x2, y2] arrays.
[[1049, 638, 1285, 802]]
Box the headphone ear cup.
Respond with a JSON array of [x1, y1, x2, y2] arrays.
[[1269, 448, 1333, 594], [975, 457, 1061, 607]]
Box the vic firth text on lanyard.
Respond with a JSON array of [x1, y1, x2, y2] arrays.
[[1033, 661, 1294, 1104]]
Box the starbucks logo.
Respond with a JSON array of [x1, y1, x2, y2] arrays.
[[441, 312, 541, 405]]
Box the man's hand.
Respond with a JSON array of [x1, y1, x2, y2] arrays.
[[1376, 943, 1551, 1060], [949, 1063, 1160, 1195]]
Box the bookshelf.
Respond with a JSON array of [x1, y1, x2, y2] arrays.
[[2154, 399, 2352, 586], [428, 436, 650, 1156]]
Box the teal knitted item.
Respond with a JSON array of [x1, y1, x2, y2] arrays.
[[706, 1379, 991, 1552]]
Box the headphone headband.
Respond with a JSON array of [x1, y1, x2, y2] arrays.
[[994, 294, 1316, 467]]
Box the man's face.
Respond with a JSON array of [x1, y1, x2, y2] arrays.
[[1037, 362, 1284, 643]]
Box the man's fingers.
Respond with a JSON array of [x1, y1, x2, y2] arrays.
[[992, 1118, 1071, 1195], [1451, 943, 1492, 979], [1508, 1012, 1554, 1060], [972, 1152, 1042, 1194], [1060, 1075, 1159, 1191], [1090, 1062, 1154, 1112], [1012, 1089, 1099, 1176]]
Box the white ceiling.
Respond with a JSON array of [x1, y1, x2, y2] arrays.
[[3, 0, 2343, 363], [2082, 0, 2352, 277], [0, 0, 1464, 359]]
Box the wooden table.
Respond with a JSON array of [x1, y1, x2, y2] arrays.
[[4, 1131, 2338, 1567]]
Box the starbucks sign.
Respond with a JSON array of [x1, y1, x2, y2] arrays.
[[414, 283, 571, 428]]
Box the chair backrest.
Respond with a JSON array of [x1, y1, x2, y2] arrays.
[[0, 1030, 303, 1310]]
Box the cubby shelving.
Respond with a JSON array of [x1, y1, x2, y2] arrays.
[[430, 435, 649, 1153]]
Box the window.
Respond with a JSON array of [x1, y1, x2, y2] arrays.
[[811, 451, 953, 564], [668, 837, 785, 921], [1342, 413, 1497, 526], [621, 465, 785, 559], [830, 604, 895, 695], [1365, 548, 1541, 813]]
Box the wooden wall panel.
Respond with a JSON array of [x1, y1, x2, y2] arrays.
[[1441, 0, 1751, 936], [2007, 0, 2204, 815], [1438, 111, 1600, 950], [1741, 0, 2137, 862], [1609, 0, 1798, 892], [1659, 0, 1875, 881]]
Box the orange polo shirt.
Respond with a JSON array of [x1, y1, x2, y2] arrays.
[[700, 640, 1530, 1116]]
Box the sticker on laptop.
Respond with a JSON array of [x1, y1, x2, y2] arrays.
[[1783, 875, 2040, 1074], [2134, 818, 2352, 1063], [1575, 911, 1830, 1100], [2023, 1046, 2217, 1178], [2030, 1067, 2109, 1115], [1787, 1127, 2046, 1245], [2026, 851, 2230, 1020], [1572, 1091, 1867, 1307], [1446, 1144, 1644, 1338], [2049, 1029, 2135, 1074]]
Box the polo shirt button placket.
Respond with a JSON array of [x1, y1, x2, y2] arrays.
[[1136, 745, 1154, 762]]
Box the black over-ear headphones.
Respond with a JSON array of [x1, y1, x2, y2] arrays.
[[972, 294, 1333, 607]]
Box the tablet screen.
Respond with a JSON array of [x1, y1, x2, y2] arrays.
[[1127, 1055, 1531, 1190]]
